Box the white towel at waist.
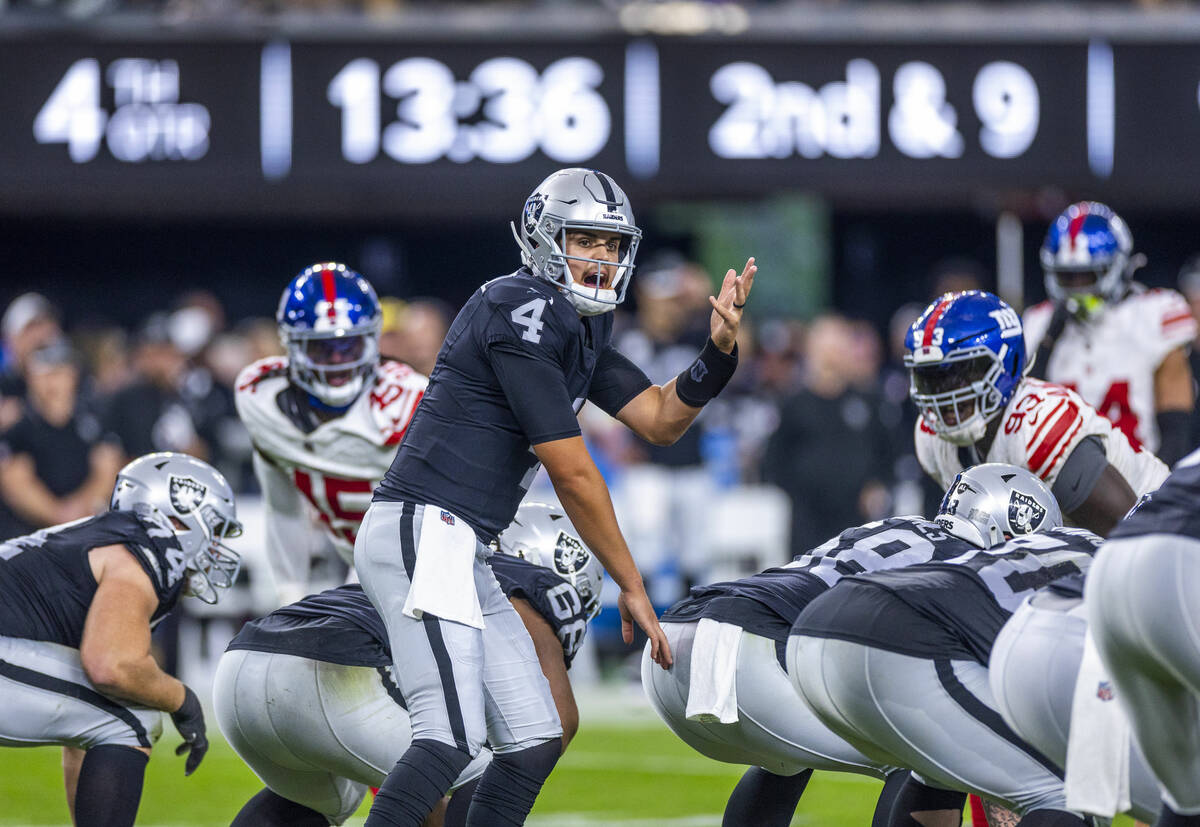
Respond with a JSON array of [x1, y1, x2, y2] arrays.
[[685, 618, 742, 724], [402, 507, 485, 630], [1065, 629, 1130, 817]]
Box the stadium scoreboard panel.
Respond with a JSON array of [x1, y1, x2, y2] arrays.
[[2, 35, 1200, 217]]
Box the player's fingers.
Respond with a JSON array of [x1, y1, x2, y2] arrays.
[[175, 741, 190, 757], [740, 257, 755, 280], [709, 296, 737, 323], [656, 630, 673, 668], [622, 616, 634, 644]]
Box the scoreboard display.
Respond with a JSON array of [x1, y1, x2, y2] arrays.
[[2, 34, 1200, 218]]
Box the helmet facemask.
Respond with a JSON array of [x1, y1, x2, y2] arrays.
[[283, 324, 380, 409], [110, 453, 244, 605], [907, 348, 1008, 446], [512, 169, 643, 317]]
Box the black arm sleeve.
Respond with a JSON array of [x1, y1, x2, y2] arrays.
[[587, 345, 653, 417], [1156, 410, 1192, 468], [1051, 435, 1109, 514], [488, 342, 582, 445]]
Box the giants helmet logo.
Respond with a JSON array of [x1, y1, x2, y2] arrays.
[[1007, 490, 1046, 535], [554, 531, 590, 576], [169, 475, 207, 515]]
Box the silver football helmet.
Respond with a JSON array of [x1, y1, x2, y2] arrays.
[[497, 501, 604, 620], [935, 463, 1062, 549], [511, 168, 642, 316], [110, 452, 243, 604]]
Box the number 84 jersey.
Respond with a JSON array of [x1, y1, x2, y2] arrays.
[[915, 377, 1168, 498], [235, 356, 427, 567]]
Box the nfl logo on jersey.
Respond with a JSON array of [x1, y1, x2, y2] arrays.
[[1096, 680, 1115, 702], [440, 510, 455, 526]]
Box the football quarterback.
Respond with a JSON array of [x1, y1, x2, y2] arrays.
[[358, 167, 754, 825]]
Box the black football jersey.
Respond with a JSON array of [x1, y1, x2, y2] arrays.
[[489, 553, 590, 668], [228, 558, 589, 669], [660, 517, 976, 655], [793, 526, 1102, 665], [0, 508, 188, 647], [375, 269, 650, 541], [227, 584, 390, 667], [1111, 450, 1200, 542]]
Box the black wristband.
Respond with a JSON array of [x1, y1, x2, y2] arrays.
[[674, 339, 738, 407]]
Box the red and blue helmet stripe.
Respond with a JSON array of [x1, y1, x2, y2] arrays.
[[276, 262, 380, 334]]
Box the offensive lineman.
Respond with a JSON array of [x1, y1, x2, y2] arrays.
[[988, 572, 1160, 822], [357, 168, 755, 825], [0, 452, 242, 827], [908, 290, 1168, 536], [235, 262, 426, 605], [642, 492, 1004, 826], [1087, 449, 1200, 827], [789, 465, 1100, 825], [1024, 202, 1195, 466], [216, 502, 601, 827]]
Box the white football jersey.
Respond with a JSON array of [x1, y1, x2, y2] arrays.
[[1023, 286, 1196, 453], [916, 377, 1168, 498], [235, 357, 426, 600]]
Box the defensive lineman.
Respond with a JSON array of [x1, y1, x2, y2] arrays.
[[356, 168, 755, 825], [0, 452, 242, 827], [642, 501, 994, 826], [908, 290, 1167, 536], [1087, 449, 1200, 827], [235, 263, 426, 604], [216, 502, 600, 827], [790, 465, 1100, 825]]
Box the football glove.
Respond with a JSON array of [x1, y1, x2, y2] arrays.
[[170, 684, 208, 776]]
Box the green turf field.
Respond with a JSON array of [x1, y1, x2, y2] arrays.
[[0, 719, 1138, 826]]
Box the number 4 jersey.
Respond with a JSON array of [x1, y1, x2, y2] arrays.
[[915, 377, 1168, 498], [1023, 286, 1196, 453], [235, 356, 427, 583]]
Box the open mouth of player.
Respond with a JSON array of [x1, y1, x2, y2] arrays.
[[581, 272, 608, 289]]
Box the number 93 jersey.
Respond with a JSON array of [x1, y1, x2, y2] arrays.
[[916, 377, 1168, 498], [1023, 287, 1196, 453], [235, 356, 427, 559]]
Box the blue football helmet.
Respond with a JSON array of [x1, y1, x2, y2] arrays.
[[904, 291, 1027, 446], [277, 263, 381, 409], [1040, 201, 1134, 318]]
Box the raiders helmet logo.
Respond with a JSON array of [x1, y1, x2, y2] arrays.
[[554, 531, 590, 576], [523, 195, 546, 235], [169, 475, 207, 515], [1007, 490, 1046, 535]]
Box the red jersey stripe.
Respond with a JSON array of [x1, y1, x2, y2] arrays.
[[1029, 401, 1080, 473], [1026, 399, 1067, 450], [1039, 418, 1085, 481]]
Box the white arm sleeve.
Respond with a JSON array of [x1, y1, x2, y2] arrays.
[[253, 450, 319, 607]]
